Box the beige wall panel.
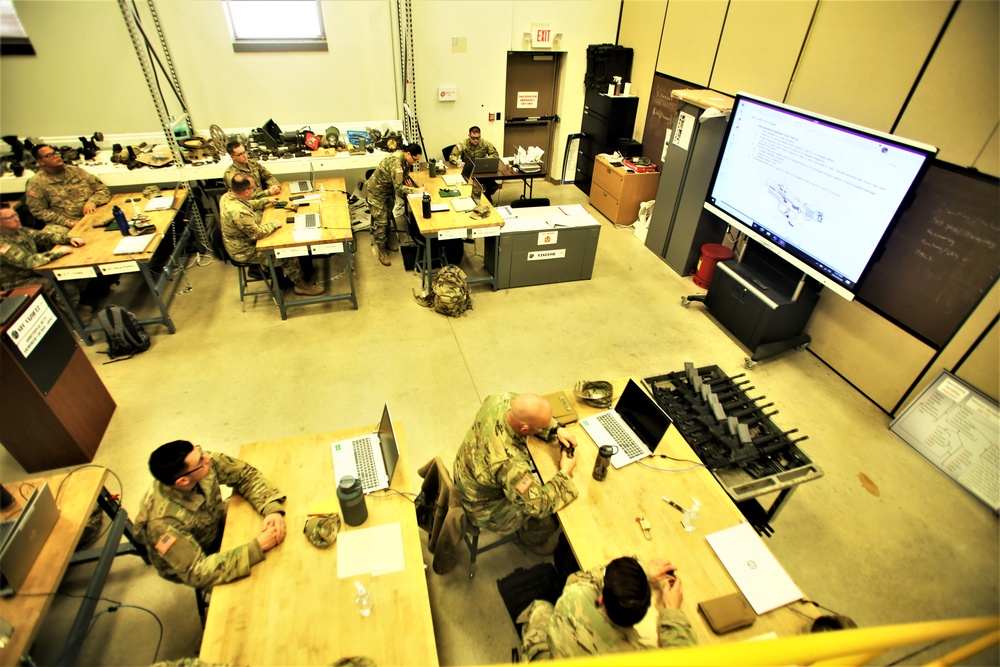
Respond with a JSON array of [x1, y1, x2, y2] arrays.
[[895, 0, 999, 172], [902, 281, 1000, 411], [807, 291, 935, 412], [974, 125, 999, 177], [785, 0, 950, 131], [956, 321, 999, 402], [656, 0, 728, 87], [621, 0, 669, 142], [710, 0, 816, 100]]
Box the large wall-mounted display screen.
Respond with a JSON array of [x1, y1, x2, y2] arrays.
[[704, 93, 937, 300]]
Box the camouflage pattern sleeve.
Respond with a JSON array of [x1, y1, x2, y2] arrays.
[[483, 138, 500, 158], [498, 458, 578, 519], [232, 206, 279, 241], [223, 165, 238, 191], [144, 520, 264, 588], [449, 142, 465, 165], [213, 452, 286, 515], [657, 608, 697, 648], [0, 231, 66, 272], [392, 161, 418, 198], [24, 175, 69, 227], [256, 162, 279, 191], [85, 172, 111, 208]]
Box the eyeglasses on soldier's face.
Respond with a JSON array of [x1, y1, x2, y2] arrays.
[[173, 446, 207, 482], [37, 150, 61, 160]]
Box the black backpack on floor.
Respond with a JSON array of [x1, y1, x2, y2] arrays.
[[97, 305, 150, 362]]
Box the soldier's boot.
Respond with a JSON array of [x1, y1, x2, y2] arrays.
[[386, 231, 400, 252], [377, 244, 391, 267], [294, 282, 324, 296]]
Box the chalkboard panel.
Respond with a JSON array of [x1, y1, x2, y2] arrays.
[[640, 73, 692, 169], [857, 163, 999, 348]]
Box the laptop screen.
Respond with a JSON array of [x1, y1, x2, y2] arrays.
[[471, 178, 484, 205], [460, 159, 475, 184], [616, 380, 672, 451], [377, 405, 399, 486]]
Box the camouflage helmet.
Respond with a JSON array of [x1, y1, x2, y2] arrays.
[[303, 513, 341, 548], [573, 380, 614, 408]]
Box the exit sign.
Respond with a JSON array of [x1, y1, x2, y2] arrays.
[[531, 23, 553, 48]]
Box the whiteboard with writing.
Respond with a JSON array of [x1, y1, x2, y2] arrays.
[[890, 371, 999, 511]]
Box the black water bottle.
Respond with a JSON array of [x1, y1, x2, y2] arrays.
[[421, 192, 431, 219], [112, 205, 130, 236]]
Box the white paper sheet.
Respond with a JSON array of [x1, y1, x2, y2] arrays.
[[337, 522, 405, 579]]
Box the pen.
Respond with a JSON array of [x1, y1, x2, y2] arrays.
[[662, 496, 686, 513]]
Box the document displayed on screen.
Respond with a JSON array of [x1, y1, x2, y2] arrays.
[[709, 98, 929, 284]]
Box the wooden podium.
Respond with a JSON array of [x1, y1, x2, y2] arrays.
[[0, 285, 115, 472]]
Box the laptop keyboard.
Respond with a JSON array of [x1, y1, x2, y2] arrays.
[[596, 413, 645, 458], [353, 438, 379, 489]]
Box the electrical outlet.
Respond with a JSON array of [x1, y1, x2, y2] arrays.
[[496, 112, 502, 120]]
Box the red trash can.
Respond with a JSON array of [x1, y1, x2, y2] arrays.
[[692, 243, 734, 288]]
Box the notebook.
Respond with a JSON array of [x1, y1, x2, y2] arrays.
[[579, 379, 672, 469], [441, 173, 466, 187], [330, 405, 400, 493], [1, 483, 60, 596], [471, 156, 500, 173], [144, 194, 175, 212], [451, 197, 477, 212], [288, 179, 314, 194], [293, 212, 320, 230], [707, 522, 804, 614], [113, 234, 155, 255]]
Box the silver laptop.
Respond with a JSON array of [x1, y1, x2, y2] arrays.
[[293, 212, 320, 230], [441, 173, 466, 187], [471, 156, 500, 173], [579, 379, 672, 469], [288, 179, 314, 194], [331, 405, 400, 493], [1, 483, 60, 596]]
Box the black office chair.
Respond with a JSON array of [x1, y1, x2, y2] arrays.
[[510, 198, 550, 209], [442, 144, 457, 163]]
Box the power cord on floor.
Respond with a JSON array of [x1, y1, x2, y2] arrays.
[[55, 599, 163, 665]]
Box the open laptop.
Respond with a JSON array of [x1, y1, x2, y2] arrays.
[[331, 405, 401, 494], [441, 172, 467, 187], [579, 379, 673, 469], [1, 483, 60, 596], [451, 178, 485, 213], [471, 156, 500, 174], [288, 179, 314, 194], [293, 212, 320, 230], [144, 179, 181, 212]]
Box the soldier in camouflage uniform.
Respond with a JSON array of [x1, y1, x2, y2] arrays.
[[453, 393, 579, 550], [365, 143, 424, 267], [134, 440, 288, 589], [25, 144, 110, 228], [448, 126, 500, 201], [519, 556, 696, 661], [220, 174, 323, 296], [224, 140, 281, 212], [0, 203, 86, 314]]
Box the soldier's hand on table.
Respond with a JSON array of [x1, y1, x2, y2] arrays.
[[554, 427, 577, 451], [648, 558, 678, 583], [83, 203, 97, 215], [268, 185, 281, 196], [658, 573, 684, 610], [256, 525, 280, 551], [69, 237, 86, 248], [53, 245, 74, 256], [262, 513, 287, 543], [65, 219, 81, 228], [559, 450, 577, 477]]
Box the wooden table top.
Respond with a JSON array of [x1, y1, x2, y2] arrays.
[[199, 424, 438, 667], [408, 172, 504, 234], [0, 468, 107, 667], [37, 189, 188, 270], [527, 380, 812, 645], [257, 176, 352, 250]]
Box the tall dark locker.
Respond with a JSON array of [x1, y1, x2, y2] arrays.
[[575, 90, 638, 194], [644, 90, 733, 276]]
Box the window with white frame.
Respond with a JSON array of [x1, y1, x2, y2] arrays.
[[223, 0, 327, 52]]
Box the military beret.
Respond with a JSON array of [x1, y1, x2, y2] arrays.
[[303, 513, 341, 548]]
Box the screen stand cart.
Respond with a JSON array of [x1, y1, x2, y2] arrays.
[[682, 242, 821, 369]]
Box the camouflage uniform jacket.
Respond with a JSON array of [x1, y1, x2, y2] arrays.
[[219, 191, 279, 263], [366, 151, 420, 201], [449, 137, 499, 165], [223, 159, 279, 212], [25, 165, 110, 227], [0, 225, 71, 291], [545, 566, 697, 657], [453, 393, 578, 529], [134, 451, 286, 588]]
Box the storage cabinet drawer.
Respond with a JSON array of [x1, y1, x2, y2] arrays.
[[590, 181, 620, 223], [591, 160, 624, 198]]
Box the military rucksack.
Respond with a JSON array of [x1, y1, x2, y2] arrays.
[[97, 305, 151, 362], [413, 264, 472, 317]]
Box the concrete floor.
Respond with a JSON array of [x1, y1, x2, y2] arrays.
[[2, 179, 997, 666]]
